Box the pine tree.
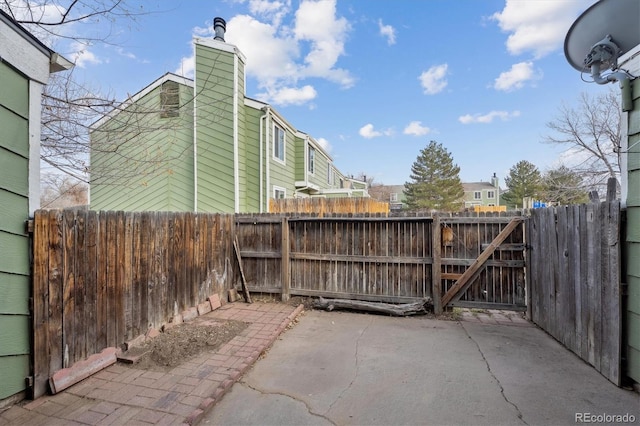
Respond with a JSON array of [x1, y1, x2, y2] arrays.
[[404, 141, 464, 211], [502, 160, 542, 208]]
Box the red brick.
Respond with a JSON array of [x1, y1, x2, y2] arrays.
[[182, 307, 198, 322], [209, 294, 222, 310], [50, 347, 118, 394], [184, 408, 204, 425], [198, 301, 212, 316]]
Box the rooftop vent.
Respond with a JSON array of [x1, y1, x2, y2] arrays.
[[213, 17, 226, 42]]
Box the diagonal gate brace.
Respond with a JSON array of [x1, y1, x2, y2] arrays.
[[441, 217, 523, 307]]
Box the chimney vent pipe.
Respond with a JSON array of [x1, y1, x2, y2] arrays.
[[213, 17, 226, 42]]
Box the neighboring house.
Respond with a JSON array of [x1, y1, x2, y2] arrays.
[[368, 184, 407, 211], [90, 19, 367, 213], [462, 173, 501, 209], [0, 9, 72, 402]]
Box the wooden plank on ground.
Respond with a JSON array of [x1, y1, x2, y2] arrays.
[[234, 236, 252, 303], [441, 217, 522, 307]]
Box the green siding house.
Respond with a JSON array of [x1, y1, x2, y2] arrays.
[[462, 174, 501, 208], [0, 10, 71, 402], [90, 19, 366, 213]]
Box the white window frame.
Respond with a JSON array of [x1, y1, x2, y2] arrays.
[[390, 193, 398, 202], [308, 145, 316, 174], [327, 165, 333, 185], [487, 190, 495, 199], [273, 124, 285, 164], [273, 186, 286, 199], [473, 191, 481, 200]]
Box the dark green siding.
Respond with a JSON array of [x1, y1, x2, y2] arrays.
[[0, 61, 30, 399], [626, 80, 640, 383]]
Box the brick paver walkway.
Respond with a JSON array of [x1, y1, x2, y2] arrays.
[[0, 302, 304, 426]]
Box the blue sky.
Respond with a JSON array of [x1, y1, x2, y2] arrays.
[[53, 0, 611, 186]]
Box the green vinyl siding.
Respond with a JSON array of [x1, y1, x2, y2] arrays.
[[0, 60, 30, 400], [307, 149, 330, 190], [195, 43, 235, 212], [294, 135, 305, 181], [91, 81, 194, 211], [0, 106, 29, 157], [243, 105, 262, 212], [0, 62, 29, 118], [626, 83, 640, 383]]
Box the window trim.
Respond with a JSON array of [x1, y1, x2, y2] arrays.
[[160, 80, 180, 118], [390, 193, 398, 202], [273, 124, 286, 164], [473, 191, 481, 200], [487, 190, 495, 199], [308, 145, 316, 174], [273, 186, 286, 199]]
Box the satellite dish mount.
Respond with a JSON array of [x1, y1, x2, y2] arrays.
[[564, 0, 639, 111]]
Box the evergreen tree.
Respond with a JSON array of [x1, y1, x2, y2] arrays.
[[502, 160, 542, 208], [404, 141, 464, 211], [542, 166, 589, 205]]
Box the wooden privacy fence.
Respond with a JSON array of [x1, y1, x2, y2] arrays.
[[235, 213, 527, 312], [528, 200, 622, 385], [32, 210, 234, 398], [269, 197, 389, 216]]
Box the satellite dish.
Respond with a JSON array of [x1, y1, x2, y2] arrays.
[[564, 0, 640, 72]]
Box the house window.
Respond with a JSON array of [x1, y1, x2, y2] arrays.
[[474, 191, 481, 200], [339, 178, 344, 189], [273, 125, 285, 162], [390, 193, 398, 202], [308, 146, 315, 174], [273, 187, 286, 199], [160, 80, 180, 118], [327, 165, 333, 184], [487, 190, 495, 199]]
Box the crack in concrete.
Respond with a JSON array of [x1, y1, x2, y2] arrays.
[[326, 316, 373, 414], [242, 382, 337, 425], [460, 322, 529, 426]]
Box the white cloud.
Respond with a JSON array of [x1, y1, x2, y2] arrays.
[[378, 19, 396, 45], [294, 0, 353, 87], [403, 121, 430, 136], [491, 0, 592, 58], [258, 85, 317, 106], [177, 0, 353, 107], [316, 137, 332, 153], [359, 123, 393, 139], [359, 124, 381, 139], [69, 41, 101, 68], [115, 47, 136, 60], [494, 61, 542, 92], [458, 110, 521, 124], [419, 64, 448, 95]]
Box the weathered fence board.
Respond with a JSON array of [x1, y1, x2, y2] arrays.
[[528, 201, 621, 385], [32, 210, 234, 398]]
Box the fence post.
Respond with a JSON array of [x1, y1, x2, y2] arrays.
[[281, 217, 290, 302], [431, 215, 442, 314]]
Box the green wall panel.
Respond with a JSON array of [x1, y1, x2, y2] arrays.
[[0, 232, 29, 276], [0, 62, 28, 118], [0, 148, 28, 196], [0, 273, 29, 315], [0, 106, 29, 157], [0, 315, 29, 356], [0, 354, 29, 399], [0, 189, 28, 235]]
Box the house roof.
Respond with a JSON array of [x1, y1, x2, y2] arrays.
[[463, 182, 498, 191]]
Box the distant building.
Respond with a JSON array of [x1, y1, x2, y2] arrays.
[[462, 173, 501, 209], [368, 185, 407, 211]]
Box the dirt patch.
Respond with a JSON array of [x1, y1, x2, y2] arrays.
[[121, 319, 248, 372]]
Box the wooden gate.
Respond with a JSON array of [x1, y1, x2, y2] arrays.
[[437, 215, 527, 311]]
